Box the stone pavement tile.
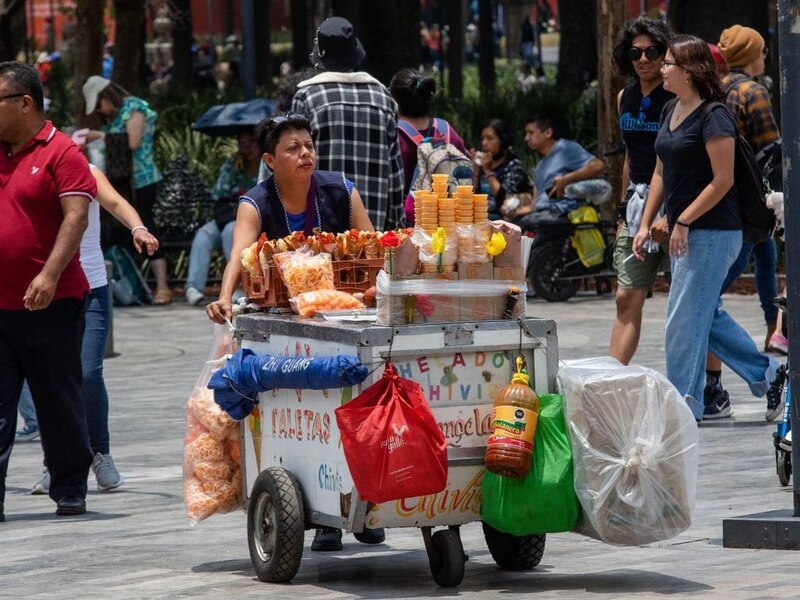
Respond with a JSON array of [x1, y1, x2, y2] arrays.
[[2, 294, 797, 599]]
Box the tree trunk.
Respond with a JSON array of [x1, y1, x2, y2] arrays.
[[223, 0, 234, 36], [448, 0, 465, 100], [332, 0, 418, 85], [478, 0, 495, 93], [113, 0, 146, 94], [170, 0, 194, 93], [290, 0, 313, 70], [254, 0, 271, 87], [0, 0, 26, 62], [668, 0, 768, 42], [72, 0, 105, 126], [556, 0, 596, 97], [597, 0, 626, 212], [504, 0, 530, 61]]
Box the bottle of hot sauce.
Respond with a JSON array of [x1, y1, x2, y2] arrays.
[[485, 356, 540, 477]]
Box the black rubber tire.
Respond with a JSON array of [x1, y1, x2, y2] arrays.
[[777, 449, 791, 487], [247, 467, 305, 583], [482, 522, 546, 571], [528, 243, 582, 302], [428, 529, 466, 587]]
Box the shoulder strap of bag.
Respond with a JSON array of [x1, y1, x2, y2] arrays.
[[397, 119, 424, 146], [432, 118, 451, 143]]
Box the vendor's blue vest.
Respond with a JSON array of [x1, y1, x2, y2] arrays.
[[241, 170, 353, 239]]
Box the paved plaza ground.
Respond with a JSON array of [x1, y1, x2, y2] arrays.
[[2, 291, 798, 599]]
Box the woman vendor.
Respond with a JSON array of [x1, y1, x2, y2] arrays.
[[206, 113, 373, 323], [205, 113, 378, 552]]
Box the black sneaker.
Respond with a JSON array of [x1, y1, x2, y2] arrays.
[[311, 527, 343, 551], [766, 364, 788, 422], [703, 381, 733, 419]]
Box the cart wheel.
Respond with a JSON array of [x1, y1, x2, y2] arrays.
[[482, 522, 546, 571], [247, 467, 305, 583], [427, 529, 466, 587], [777, 449, 791, 487]]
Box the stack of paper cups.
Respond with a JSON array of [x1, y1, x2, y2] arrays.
[[414, 190, 438, 234], [431, 174, 449, 198]]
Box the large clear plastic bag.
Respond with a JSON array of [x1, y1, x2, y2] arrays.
[[183, 323, 242, 525], [559, 357, 699, 546]]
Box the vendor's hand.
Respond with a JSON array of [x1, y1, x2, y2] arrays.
[[631, 226, 651, 260], [133, 229, 160, 256], [548, 175, 569, 198], [650, 215, 670, 244], [23, 271, 58, 310], [669, 225, 689, 258], [207, 298, 233, 324]]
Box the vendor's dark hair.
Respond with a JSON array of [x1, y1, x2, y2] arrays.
[[613, 17, 673, 77], [97, 81, 130, 109], [256, 113, 312, 154], [483, 118, 514, 158], [0, 61, 44, 112], [669, 34, 724, 101], [389, 68, 437, 118]]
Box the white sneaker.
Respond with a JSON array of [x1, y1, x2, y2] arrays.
[[31, 468, 50, 495], [185, 287, 206, 306], [92, 453, 124, 491]]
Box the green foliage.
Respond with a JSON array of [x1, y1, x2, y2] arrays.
[[149, 88, 244, 186], [44, 60, 73, 129], [432, 62, 598, 170], [154, 125, 237, 188]]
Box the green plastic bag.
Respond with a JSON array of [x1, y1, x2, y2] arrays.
[[481, 393, 579, 535]]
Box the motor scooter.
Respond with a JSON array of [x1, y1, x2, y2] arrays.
[[522, 180, 616, 302]]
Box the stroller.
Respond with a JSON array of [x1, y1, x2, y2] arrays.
[[771, 296, 792, 486]]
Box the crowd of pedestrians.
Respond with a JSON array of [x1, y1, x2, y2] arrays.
[[0, 12, 788, 526]]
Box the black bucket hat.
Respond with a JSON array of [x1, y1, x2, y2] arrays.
[[310, 17, 366, 71]]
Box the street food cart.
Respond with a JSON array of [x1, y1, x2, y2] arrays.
[[235, 313, 558, 587]]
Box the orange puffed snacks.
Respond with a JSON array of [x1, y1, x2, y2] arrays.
[[290, 289, 366, 318], [274, 248, 335, 297]]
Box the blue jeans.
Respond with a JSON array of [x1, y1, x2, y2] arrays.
[[18, 380, 37, 429], [186, 220, 235, 293], [83, 285, 111, 455], [666, 229, 778, 419], [720, 237, 778, 325]]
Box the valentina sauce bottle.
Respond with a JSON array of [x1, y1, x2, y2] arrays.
[[485, 356, 540, 477]]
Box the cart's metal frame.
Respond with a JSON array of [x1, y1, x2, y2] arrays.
[[236, 314, 558, 586]]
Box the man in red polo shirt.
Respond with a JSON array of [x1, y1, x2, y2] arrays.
[[0, 61, 96, 521]]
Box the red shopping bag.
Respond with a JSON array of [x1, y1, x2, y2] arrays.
[[335, 361, 448, 504]]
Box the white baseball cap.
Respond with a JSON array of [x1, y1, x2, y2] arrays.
[[82, 75, 111, 115]]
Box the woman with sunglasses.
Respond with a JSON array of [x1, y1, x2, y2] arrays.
[[608, 17, 674, 365], [206, 114, 373, 325], [632, 35, 778, 421]]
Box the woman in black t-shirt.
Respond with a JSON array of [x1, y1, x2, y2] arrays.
[[632, 35, 777, 421], [608, 17, 675, 365]]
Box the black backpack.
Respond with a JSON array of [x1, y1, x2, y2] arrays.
[[702, 100, 775, 243]]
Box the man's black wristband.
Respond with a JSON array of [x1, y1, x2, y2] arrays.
[[676, 220, 691, 228]]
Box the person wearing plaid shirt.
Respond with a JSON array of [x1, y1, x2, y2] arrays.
[[291, 17, 404, 231], [702, 25, 783, 420]]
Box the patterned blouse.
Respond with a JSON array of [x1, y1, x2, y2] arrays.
[[211, 156, 258, 201], [477, 152, 532, 217], [104, 96, 162, 189]]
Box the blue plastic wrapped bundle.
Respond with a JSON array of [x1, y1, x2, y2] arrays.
[[208, 349, 369, 419]]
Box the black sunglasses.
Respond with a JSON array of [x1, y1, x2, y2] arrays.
[[0, 93, 25, 102], [266, 113, 309, 128], [628, 45, 663, 62]]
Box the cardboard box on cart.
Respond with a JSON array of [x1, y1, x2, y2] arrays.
[[457, 261, 495, 320]]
